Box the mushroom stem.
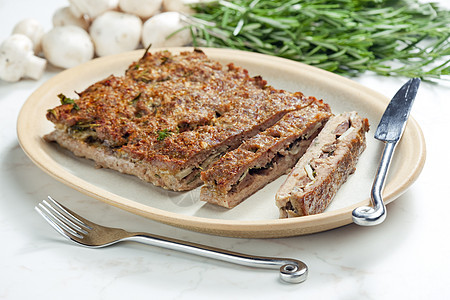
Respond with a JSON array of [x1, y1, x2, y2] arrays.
[[25, 55, 47, 80]]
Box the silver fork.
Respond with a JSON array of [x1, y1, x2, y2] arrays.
[[35, 196, 308, 284]]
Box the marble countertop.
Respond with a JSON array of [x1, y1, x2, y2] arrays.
[[1, 1, 449, 299]]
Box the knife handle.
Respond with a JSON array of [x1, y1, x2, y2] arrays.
[[352, 141, 395, 225]]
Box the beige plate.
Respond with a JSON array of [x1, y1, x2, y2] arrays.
[[17, 47, 426, 238]]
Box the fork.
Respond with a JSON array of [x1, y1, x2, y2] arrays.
[[35, 196, 308, 284]]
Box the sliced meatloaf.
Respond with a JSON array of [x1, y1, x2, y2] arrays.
[[275, 112, 369, 218], [199, 99, 333, 208], [45, 49, 314, 191]]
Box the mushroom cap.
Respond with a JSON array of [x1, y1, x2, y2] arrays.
[[12, 18, 45, 54], [142, 11, 192, 48], [68, 0, 119, 19], [0, 34, 46, 82], [53, 6, 90, 31], [42, 26, 94, 69], [119, 0, 162, 19], [90, 11, 143, 57]]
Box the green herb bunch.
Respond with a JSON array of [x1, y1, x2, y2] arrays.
[[189, 0, 450, 80]]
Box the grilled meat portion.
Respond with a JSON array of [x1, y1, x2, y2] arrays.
[[200, 100, 332, 208], [45, 50, 314, 191], [276, 112, 369, 218]]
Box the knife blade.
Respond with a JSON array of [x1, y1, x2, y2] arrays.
[[352, 78, 421, 226], [375, 78, 421, 142]]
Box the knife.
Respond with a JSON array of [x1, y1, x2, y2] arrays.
[[352, 78, 421, 226]]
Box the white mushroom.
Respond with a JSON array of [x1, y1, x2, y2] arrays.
[[12, 18, 45, 54], [68, 0, 119, 20], [142, 11, 192, 48], [0, 34, 47, 82], [42, 26, 94, 69], [90, 11, 142, 57], [52, 6, 90, 31], [119, 0, 162, 19]]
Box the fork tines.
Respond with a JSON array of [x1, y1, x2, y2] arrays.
[[35, 196, 92, 240]]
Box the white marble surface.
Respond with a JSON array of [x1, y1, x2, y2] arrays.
[[1, 1, 450, 299]]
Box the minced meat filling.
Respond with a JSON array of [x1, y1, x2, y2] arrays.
[[201, 103, 332, 195], [276, 112, 369, 217]]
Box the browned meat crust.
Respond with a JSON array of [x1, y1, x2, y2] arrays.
[[200, 100, 333, 208], [276, 112, 369, 218], [45, 50, 314, 191]]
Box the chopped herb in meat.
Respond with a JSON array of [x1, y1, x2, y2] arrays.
[[58, 93, 80, 110], [157, 129, 172, 141]]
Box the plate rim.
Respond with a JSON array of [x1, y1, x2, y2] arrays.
[[17, 47, 426, 238]]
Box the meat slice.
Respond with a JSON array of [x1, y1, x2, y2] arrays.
[[45, 50, 314, 191], [276, 112, 369, 218], [200, 99, 332, 208]]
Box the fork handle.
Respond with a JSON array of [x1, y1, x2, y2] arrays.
[[124, 234, 308, 284]]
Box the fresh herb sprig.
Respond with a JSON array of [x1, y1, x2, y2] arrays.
[[189, 0, 450, 80], [58, 93, 80, 110]]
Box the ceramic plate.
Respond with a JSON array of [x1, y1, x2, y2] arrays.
[[17, 47, 426, 238]]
